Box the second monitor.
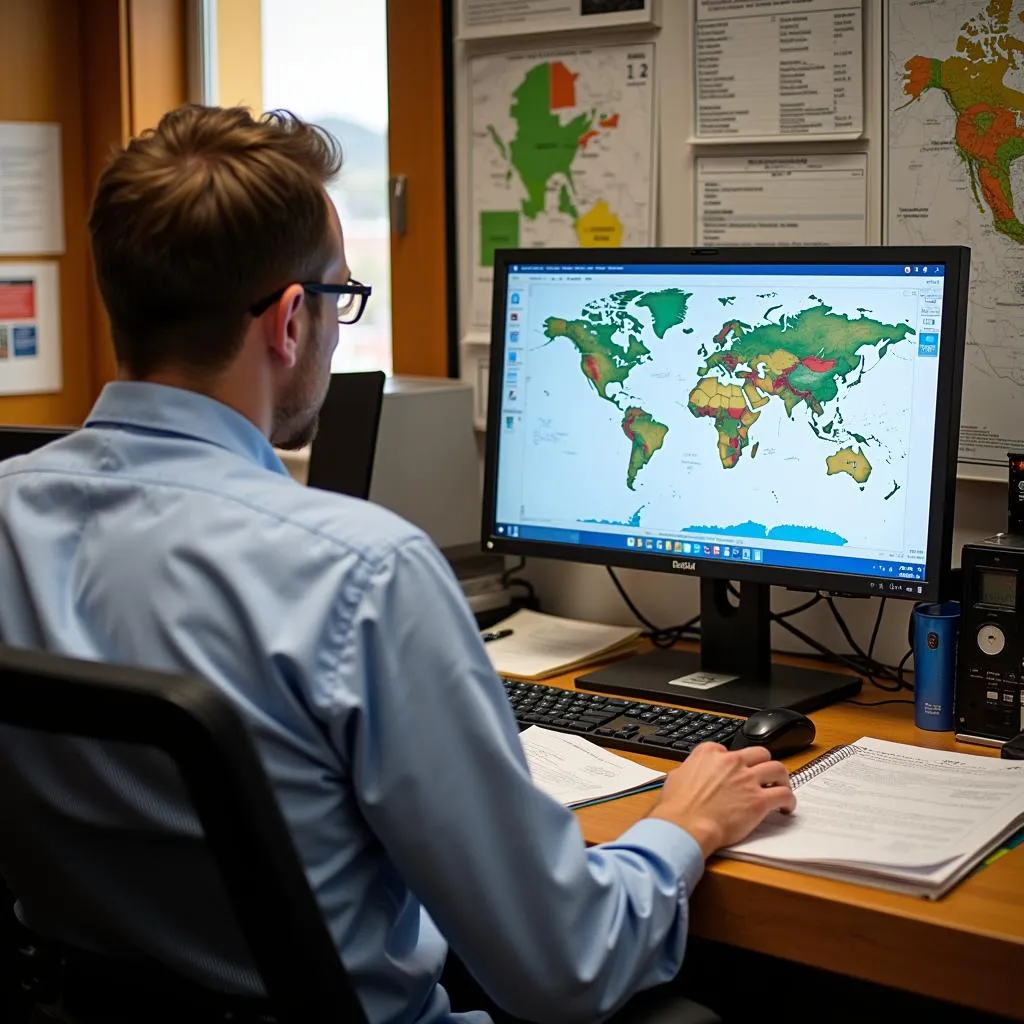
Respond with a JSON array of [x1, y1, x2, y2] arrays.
[[481, 246, 969, 714]]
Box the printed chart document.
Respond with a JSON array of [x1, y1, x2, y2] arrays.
[[696, 154, 868, 246], [0, 123, 64, 255], [458, 0, 656, 40], [694, 0, 863, 140], [482, 608, 640, 680], [520, 725, 665, 808], [469, 42, 656, 327], [722, 737, 1024, 898]]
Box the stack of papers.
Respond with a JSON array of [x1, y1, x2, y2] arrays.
[[482, 608, 640, 680], [520, 725, 665, 809], [722, 737, 1024, 899]]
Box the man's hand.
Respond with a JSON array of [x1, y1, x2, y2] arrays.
[[646, 742, 795, 858]]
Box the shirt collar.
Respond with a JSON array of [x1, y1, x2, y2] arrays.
[[85, 381, 289, 476]]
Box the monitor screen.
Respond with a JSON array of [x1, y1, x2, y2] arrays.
[[482, 248, 966, 602]]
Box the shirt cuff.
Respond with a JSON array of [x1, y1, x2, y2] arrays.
[[616, 818, 706, 895]]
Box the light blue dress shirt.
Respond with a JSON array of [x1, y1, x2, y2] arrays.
[[0, 382, 704, 1024]]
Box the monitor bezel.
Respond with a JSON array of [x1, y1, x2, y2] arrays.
[[480, 245, 968, 603]]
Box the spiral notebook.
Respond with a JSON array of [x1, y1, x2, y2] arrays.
[[721, 737, 1024, 899]]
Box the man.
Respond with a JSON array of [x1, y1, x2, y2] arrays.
[[0, 105, 794, 1024]]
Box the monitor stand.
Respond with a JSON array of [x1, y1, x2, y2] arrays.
[[575, 579, 862, 716]]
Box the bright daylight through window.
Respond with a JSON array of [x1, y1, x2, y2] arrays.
[[261, 0, 392, 373]]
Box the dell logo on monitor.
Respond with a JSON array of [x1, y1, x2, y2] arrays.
[[671, 560, 697, 572]]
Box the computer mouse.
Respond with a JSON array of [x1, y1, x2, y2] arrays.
[[730, 707, 816, 758]]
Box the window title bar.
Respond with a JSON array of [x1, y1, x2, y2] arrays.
[[507, 263, 947, 278]]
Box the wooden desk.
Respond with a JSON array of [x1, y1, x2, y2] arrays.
[[546, 662, 1023, 1020]]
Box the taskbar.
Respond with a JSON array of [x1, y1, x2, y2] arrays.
[[492, 522, 926, 590]]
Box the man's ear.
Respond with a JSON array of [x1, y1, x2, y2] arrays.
[[267, 284, 305, 369]]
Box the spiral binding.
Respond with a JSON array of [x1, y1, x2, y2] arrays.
[[791, 743, 858, 787]]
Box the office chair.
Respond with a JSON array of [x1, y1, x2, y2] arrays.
[[0, 647, 719, 1024], [0, 646, 366, 1024]]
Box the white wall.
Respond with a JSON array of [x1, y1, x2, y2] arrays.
[[455, 2, 1007, 670]]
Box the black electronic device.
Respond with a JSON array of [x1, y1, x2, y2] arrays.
[[955, 455, 1024, 747], [0, 425, 72, 461], [1009, 452, 1024, 534], [482, 246, 970, 715], [306, 371, 386, 500]]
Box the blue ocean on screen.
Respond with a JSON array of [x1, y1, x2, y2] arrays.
[[683, 521, 848, 547]]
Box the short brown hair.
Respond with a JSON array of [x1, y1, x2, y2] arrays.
[[88, 104, 343, 378]]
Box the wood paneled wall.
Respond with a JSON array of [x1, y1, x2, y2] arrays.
[[0, 0, 188, 425]]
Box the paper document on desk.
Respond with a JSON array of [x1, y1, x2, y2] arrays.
[[482, 608, 640, 680], [722, 737, 1024, 898], [520, 726, 665, 809]]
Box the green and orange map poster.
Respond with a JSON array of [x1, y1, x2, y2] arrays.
[[520, 280, 918, 552], [470, 43, 655, 327], [888, 0, 1024, 473]]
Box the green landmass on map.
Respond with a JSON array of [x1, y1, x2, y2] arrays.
[[494, 62, 592, 220], [621, 407, 668, 490], [544, 287, 912, 488], [635, 288, 692, 339], [544, 287, 691, 485], [897, 0, 1024, 243], [484, 59, 631, 255], [688, 304, 913, 469]]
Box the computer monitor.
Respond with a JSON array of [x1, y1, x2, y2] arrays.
[[306, 370, 386, 500], [481, 246, 969, 715], [0, 426, 72, 462]]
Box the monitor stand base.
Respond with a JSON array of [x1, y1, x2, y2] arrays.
[[576, 646, 862, 717]]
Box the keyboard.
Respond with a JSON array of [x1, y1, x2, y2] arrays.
[[502, 678, 744, 761]]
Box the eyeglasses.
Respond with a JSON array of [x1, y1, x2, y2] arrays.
[[248, 280, 372, 325]]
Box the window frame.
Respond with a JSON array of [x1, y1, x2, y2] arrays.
[[201, 0, 454, 379]]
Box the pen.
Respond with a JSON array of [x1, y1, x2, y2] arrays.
[[482, 628, 514, 643]]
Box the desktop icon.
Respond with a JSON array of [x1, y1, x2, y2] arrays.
[[742, 548, 751, 560], [627, 537, 635, 547], [511, 292, 521, 305], [712, 545, 720, 556], [681, 543, 690, 554], [508, 350, 518, 362], [645, 539, 653, 549], [510, 312, 519, 322], [703, 545, 712, 555], [656, 540, 664, 550], [674, 541, 683, 553], [497, 526, 505, 534], [509, 330, 520, 343], [505, 416, 514, 429], [753, 549, 763, 562]]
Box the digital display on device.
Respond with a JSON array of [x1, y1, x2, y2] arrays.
[[978, 570, 1016, 610], [484, 253, 961, 598]]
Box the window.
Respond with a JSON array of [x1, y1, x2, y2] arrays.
[[198, 0, 449, 379], [261, 0, 393, 374]]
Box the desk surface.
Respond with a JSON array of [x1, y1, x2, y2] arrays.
[[553, 657, 1023, 1020]]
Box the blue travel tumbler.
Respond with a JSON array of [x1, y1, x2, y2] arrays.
[[912, 601, 960, 731]]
